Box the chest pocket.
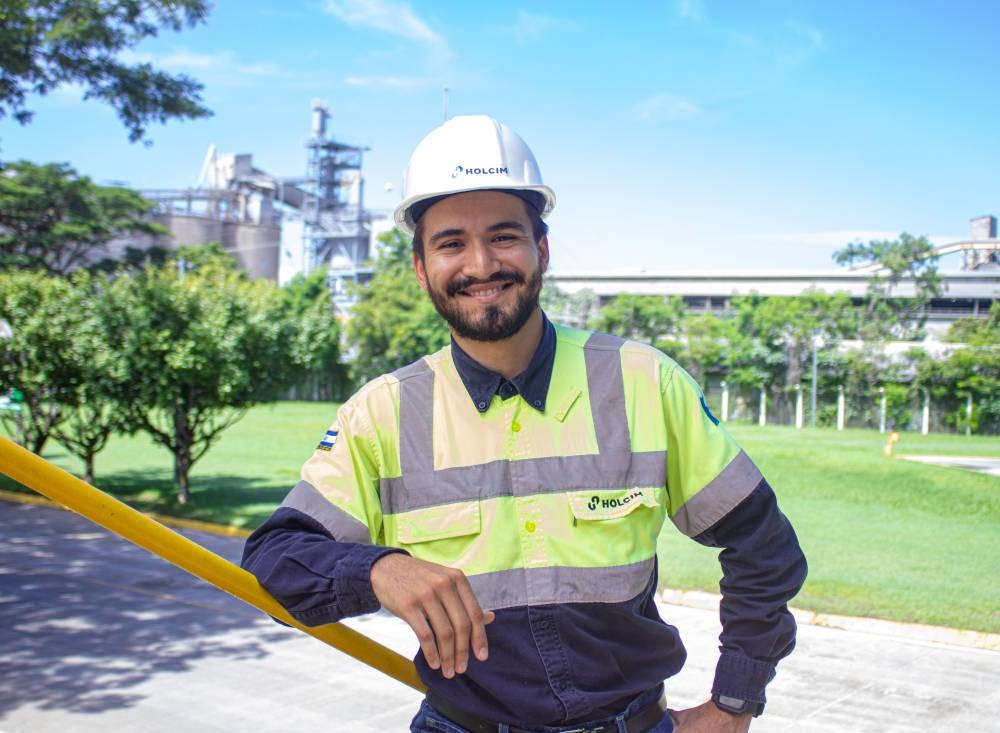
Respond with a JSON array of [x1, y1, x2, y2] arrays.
[[568, 488, 660, 521], [566, 488, 664, 564], [393, 502, 482, 565]]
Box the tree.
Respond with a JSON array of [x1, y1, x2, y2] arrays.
[[591, 294, 685, 346], [0, 161, 164, 274], [833, 233, 943, 340], [280, 267, 347, 401], [0, 269, 86, 453], [50, 270, 130, 483], [347, 228, 449, 383], [105, 247, 289, 503], [1, 0, 211, 142]]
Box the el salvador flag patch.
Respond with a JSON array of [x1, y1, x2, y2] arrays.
[[318, 429, 339, 451]]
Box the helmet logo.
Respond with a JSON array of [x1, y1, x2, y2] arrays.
[[451, 165, 509, 178]]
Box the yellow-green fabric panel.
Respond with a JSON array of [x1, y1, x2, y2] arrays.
[[383, 488, 666, 578], [299, 373, 401, 543], [661, 363, 743, 518], [620, 340, 671, 454], [426, 343, 600, 470]]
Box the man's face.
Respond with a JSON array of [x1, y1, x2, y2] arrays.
[[413, 190, 549, 343]]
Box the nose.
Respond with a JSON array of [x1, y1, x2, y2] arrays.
[[462, 239, 500, 279]]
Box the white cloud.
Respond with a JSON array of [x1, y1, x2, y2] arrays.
[[677, 0, 705, 22], [345, 75, 434, 91], [512, 11, 579, 42], [120, 48, 279, 77], [633, 92, 701, 122], [323, 0, 442, 44]]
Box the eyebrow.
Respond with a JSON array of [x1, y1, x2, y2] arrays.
[[428, 220, 529, 245]]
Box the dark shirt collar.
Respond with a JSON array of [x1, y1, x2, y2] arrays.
[[450, 312, 556, 413]]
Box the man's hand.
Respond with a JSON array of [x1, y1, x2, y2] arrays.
[[668, 701, 752, 732], [370, 553, 495, 679]]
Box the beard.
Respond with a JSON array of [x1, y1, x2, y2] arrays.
[[427, 266, 543, 342]]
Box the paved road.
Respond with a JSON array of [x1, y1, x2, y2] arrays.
[[1, 499, 998, 733]]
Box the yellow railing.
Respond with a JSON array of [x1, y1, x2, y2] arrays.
[[0, 434, 426, 693]]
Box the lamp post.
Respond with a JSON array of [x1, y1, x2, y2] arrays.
[[810, 330, 821, 429]]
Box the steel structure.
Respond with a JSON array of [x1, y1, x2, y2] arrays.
[[301, 101, 372, 305]]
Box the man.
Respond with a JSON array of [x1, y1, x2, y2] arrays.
[[242, 115, 807, 733]]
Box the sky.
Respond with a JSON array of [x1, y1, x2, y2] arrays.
[[2, 0, 998, 275]]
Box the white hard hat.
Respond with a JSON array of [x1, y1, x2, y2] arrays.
[[393, 115, 556, 235]]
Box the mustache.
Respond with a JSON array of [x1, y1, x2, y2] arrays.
[[446, 270, 525, 297]]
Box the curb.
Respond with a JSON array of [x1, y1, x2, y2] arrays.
[[659, 589, 1000, 652], [0, 488, 251, 539]]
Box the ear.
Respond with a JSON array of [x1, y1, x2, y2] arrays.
[[413, 251, 429, 292], [538, 234, 550, 275]]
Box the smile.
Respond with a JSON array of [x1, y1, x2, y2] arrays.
[[459, 283, 513, 299]]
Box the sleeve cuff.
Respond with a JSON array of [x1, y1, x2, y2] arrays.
[[711, 650, 776, 706], [334, 544, 409, 616]]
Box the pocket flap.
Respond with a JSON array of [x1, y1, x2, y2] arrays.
[[568, 488, 659, 521], [396, 502, 481, 544]]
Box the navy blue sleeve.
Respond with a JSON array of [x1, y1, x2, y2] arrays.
[[693, 478, 807, 709], [241, 506, 408, 627]]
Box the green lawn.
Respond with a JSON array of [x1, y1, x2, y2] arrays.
[[3, 404, 999, 633], [659, 424, 1000, 634]]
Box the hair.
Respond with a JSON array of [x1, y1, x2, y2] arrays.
[[411, 196, 549, 261]]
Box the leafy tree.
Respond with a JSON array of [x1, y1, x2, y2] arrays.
[[675, 312, 731, 386], [1, 0, 211, 142], [833, 233, 943, 340], [725, 292, 856, 413], [591, 294, 685, 346], [922, 303, 1000, 433], [347, 228, 448, 383], [0, 269, 85, 452], [104, 247, 289, 503], [280, 267, 347, 401], [0, 161, 164, 274], [51, 270, 130, 483]]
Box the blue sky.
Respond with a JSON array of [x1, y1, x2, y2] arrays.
[[1, 0, 997, 273]]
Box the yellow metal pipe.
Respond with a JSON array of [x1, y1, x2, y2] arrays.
[[0, 434, 426, 693]]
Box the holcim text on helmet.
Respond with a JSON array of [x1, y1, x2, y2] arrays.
[[452, 165, 509, 178]]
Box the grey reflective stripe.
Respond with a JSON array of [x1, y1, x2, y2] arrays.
[[670, 450, 763, 537], [393, 358, 435, 492], [381, 451, 665, 514], [281, 480, 372, 544], [582, 332, 630, 469], [382, 334, 662, 515], [468, 557, 657, 610]]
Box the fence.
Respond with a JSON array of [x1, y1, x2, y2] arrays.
[[703, 382, 983, 435]]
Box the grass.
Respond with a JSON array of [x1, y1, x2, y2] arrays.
[[658, 424, 1000, 634], [3, 404, 999, 633]]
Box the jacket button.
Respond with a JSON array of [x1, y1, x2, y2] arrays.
[[524, 520, 536, 533], [511, 421, 521, 432]]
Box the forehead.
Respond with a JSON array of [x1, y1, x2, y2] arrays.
[[421, 190, 531, 234]]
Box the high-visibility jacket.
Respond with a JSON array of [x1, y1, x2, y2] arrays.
[[288, 324, 760, 611], [248, 320, 805, 725]]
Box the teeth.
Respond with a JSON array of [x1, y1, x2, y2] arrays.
[[466, 285, 505, 296]]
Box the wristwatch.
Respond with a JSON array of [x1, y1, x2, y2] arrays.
[[712, 693, 762, 717]]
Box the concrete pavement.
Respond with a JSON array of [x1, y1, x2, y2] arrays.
[[1, 498, 998, 732]]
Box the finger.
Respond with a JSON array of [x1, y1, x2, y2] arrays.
[[404, 606, 442, 673], [453, 580, 492, 663], [421, 595, 459, 678], [436, 577, 477, 674]]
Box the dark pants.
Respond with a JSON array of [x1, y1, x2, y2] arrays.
[[409, 686, 674, 733]]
